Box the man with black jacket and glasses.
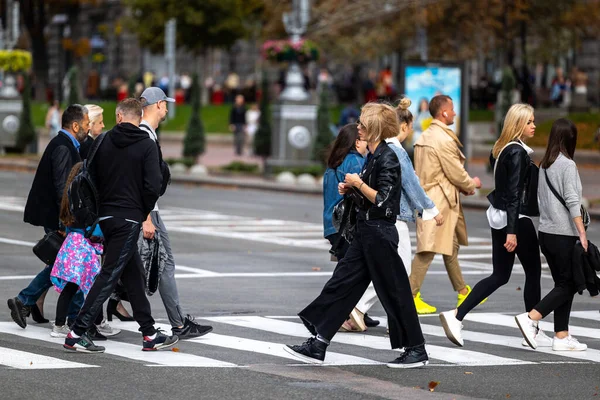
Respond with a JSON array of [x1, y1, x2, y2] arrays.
[[64, 98, 178, 353], [8, 105, 89, 329]]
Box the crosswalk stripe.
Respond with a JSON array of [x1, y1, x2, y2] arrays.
[[571, 311, 600, 323], [419, 323, 600, 363], [204, 316, 531, 366], [0, 346, 98, 369], [113, 322, 381, 366], [0, 323, 236, 368], [464, 313, 600, 340]]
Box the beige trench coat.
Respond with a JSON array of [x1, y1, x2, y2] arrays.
[[413, 120, 476, 256]]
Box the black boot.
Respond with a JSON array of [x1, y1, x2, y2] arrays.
[[386, 344, 429, 369], [30, 304, 49, 324], [283, 337, 328, 364], [363, 313, 380, 327]]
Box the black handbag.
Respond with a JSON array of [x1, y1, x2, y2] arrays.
[[543, 170, 590, 230], [32, 231, 65, 265]]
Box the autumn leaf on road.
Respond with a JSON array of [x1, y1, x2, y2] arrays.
[[428, 381, 440, 392]]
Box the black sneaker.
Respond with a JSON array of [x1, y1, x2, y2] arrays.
[[7, 297, 28, 329], [283, 337, 327, 364], [364, 313, 380, 328], [386, 345, 429, 369], [87, 325, 108, 341], [173, 315, 213, 339], [63, 332, 105, 353], [142, 330, 179, 351]]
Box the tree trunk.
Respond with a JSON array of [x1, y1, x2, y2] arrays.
[[22, 0, 49, 102]]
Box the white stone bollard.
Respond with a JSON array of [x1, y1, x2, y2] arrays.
[[297, 173, 317, 187], [170, 163, 187, 174], [275, 171, 296, 185], [190, 164, 208, 176]]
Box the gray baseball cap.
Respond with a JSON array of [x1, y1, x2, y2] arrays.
[[140, 87, 175, 106]]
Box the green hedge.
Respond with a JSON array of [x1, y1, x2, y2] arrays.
[[528, 112, 600, 150]]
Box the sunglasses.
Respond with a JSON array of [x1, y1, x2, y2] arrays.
[[356, 119, 365, 129]]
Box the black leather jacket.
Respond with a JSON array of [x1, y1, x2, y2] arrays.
[[487, 142, 539, 234], [355, 141, 401, 223]]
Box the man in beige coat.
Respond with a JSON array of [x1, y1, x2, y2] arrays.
[[410, 95, 482, 315]]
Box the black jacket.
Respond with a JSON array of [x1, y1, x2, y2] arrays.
[[572, 240, 600, 296], [24, 131, 81, 230], [79, 135, 95, 160], [356, 141, 401, 222], [229, 106, 247, 125], [487, 142, 539, 234], [90, 122, 162, 223]]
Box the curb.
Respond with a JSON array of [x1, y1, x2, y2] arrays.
[[1, 159, 599, 220]]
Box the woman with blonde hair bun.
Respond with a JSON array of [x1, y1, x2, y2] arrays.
[[440, 103, 547, 348], [79, 104, 105, 158], [285, 102, 429, 369]]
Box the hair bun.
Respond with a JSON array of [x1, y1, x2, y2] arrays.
[[398, 96, 411, 110]]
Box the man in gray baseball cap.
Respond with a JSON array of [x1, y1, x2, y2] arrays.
[[140, 87, 175, 106]]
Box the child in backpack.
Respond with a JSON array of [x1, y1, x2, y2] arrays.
[[50, 162, 104, 337]]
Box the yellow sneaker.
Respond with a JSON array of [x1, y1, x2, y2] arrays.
[[456, 285, 488, 308], [414, 292, 437, 314]]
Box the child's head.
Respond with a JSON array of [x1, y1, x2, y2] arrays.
[[60, 162, 83, 227]]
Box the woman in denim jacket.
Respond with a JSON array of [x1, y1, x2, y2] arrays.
[[346, 97, 444, 332], [322, 124, 368, 260]]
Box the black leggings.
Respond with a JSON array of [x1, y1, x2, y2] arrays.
[[534, 232, 579, 333], [456, 217, 541, 321], [55, 283, 103, 327]]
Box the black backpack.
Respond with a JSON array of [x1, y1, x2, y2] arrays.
[[67, 132, 106, 238]]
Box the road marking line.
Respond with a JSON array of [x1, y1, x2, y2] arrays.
[[0, 237, 36, 247], [464, 313, 600, 340], [570, 311, 600, 323], [0, 323, 236, 368], [0, 346, 98, 369], [204, 316, 532, 366], [113, 322, 380, 366]]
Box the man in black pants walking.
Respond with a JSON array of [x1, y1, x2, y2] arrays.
[[64, 98, 178, 353]]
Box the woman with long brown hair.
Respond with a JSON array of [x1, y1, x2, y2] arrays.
[[515, 118, 588, 351]]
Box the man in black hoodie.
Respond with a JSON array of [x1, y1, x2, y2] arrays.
[[64, 99, 178, 353]]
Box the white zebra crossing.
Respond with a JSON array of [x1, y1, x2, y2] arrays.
[[0, 312, 599, 370]]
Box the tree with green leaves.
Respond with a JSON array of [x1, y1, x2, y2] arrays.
[[183, 73, 205, 161], [67, 66, 80, 105], [16, 74, 36, 153], [124, 0, 264, 54], [313, 87, 333, 166], [253, 73, 272, 160]]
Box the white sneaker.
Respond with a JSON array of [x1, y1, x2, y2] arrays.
[[515, 313, 537, 349], [439, 310, 464, 347], [552, 336, 587, 351], [50, 323, 70, 338], [95, 319, 121, 337], [521, 326, 553, 347]]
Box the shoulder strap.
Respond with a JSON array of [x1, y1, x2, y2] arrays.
[[543, 169, 569, 211], [86, 132, 106, 167], [493, 141, 524, 178]]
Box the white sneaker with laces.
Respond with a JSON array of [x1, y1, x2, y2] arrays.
[[515, 313, 537, 349], [439, 310, 464, 347], [521, 326, 553, 347], [95, 319, 121, 336], [50, 323, 70, 338], [552, 336, 587, 351]]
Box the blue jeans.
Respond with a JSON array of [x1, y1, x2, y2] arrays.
[[18, 228, 84, 320]]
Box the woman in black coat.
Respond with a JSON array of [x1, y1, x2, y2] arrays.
[[283, 102, 428, 369], [440, 103, 547, 348]]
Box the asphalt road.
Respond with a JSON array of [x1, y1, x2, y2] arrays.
[[0, 170, 599, 400]]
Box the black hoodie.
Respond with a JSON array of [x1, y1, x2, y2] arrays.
[[91, 122, 162, 222]]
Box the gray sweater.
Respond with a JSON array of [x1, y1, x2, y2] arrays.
[[538, 153, 582, 236]]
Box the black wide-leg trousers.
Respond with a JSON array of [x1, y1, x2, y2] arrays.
[[299, 219, 425, 349]]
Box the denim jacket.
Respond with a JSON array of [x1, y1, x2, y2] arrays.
[[323, 150, 365, 237], [386, 138, 436, 223]]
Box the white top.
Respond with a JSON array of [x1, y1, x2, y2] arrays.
[[486, 140, 534, 230], [140, 119, 159, 212]]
